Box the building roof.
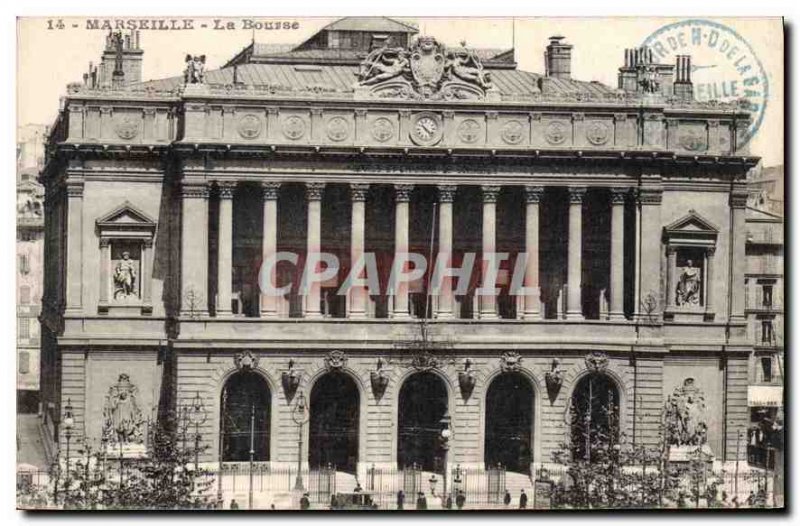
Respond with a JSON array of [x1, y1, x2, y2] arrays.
[[134, 62, 616, 100], [319, 16, 418, 33]]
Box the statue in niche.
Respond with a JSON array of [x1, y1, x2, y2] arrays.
[[113, 250, 138, 299], [675, 259, 701, 307], [102, 373, 145, 446], [664, 378, 708, 446]]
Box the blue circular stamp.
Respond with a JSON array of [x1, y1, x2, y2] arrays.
[[642, 19, 768, 147]]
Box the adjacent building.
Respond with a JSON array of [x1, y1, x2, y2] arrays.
[[40, 18, 760, 501]]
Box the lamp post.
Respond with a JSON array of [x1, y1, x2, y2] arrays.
[[439, 412, 452, 500], [62, 399, 74, 508], [292, 390, 309, 491], [185, 392, 208, 493]]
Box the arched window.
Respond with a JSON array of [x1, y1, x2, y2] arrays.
[[309, 371, 360, 473], [220, 371, 271, 461], [398, 372, 448, 472]]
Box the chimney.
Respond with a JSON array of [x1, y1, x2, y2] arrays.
[[98, 30, 144, 88], [544, 36, 572, 79], [673, 55, 694, 101]]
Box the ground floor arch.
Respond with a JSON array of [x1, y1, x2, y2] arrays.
[[484, 372, 534, 473], [309, 371, 360, 473], [570, 372, 621, 461], [397, 371, 449, 472], [220, 370, 271, 461]]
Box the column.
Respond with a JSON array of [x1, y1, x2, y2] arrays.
[[609, 188, 627, 320], [305, 182, 325, 318], [480, 185, 501, 319], [180, 182, 210, 316], [216, 182, 235, 317], [98, 238, 110, 312], [65, 180, 83, 313], [566, 186, 586, 320], [666, 247, 677, 308], [705, 246, 715, 317], [392, 184, 413, 318], [523, 185, 544, 319], [141, 239, 153, 313], [349, 183, 369, 318], [436, 185, 456, 319], [635, 185, 663, 321], [729, 190, 748, 322], [260, 182, 281, 318]]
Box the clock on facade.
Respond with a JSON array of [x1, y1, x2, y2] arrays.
[[410, 113, 443, 145]]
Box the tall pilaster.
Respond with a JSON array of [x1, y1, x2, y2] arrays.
[[65, 179, 84, 313], [566, 186, 586, 320], [305, 182, 325, 318], [636, 183, 663, 321], [436, 185, 456, 319], [349, 183, 369, 318], [480, 185, 501, 319], [216, 182, 236, 317], [260, 182, 281, 318], [180, 182, 210, 316], [392, 184, 413, 318], [729, 189, 748, 322], [609, 188, 627, 320], [523, 185, 544, 319]]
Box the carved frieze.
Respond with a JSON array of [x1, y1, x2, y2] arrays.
[[114, 114, 139, 140], [325, 116, 350, 142], [457, 119, 482, 144], [282, 115, 307, 140], [586, 121, 610, 146], [545, 121, 569, 145], [237, 114, 262, 139], [665, 378, 708, 446], [501, 120, 525, 145], [102, 373, 145, 446], [371, 117, 395, 143]]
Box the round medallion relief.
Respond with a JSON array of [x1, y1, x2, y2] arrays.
[[371, 117, 394, 143], [457, 119, 482, 144], [237, 114, 262, 139], [114, 115, 139, 140], [282, 116, 307, 140], [586, 121, 610, 146], [501, 120, 525, 145], [545, 121, 569, 145], [326, 116, 350, 142]]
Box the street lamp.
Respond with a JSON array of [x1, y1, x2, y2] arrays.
[[439, 412, 452, 499], [292, 390, 310, 492], [62, 398, 74, 507], [186, 392, 208, 491]]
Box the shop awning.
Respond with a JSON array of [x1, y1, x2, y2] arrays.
[[748, 385, 783, 407]]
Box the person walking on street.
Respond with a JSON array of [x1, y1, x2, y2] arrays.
[[445, 494, 453, 509], [397, 490, 405, 510], [503, 490, 511, 507], [229, 499, 239, 510], [456, 490, 466, 510], [300, 492, 311, 510], [416, 491, 427, 510], [519, 489, 528, 509]]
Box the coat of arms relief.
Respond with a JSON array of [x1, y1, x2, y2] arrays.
[[356, 36, 497, 101]]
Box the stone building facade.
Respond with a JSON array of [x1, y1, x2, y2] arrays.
[[41, 19, 759, 481], [17, 124, 46, 413]]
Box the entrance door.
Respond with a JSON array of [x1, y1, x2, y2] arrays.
[[397, 372, 448, 471], [484, 372, 533, 473], [309, 372, 360, 473]]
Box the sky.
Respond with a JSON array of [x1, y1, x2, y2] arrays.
[[16, 16, 783, 166]]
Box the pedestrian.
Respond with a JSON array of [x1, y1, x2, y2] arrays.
[[445, 494, 453, 509], [229, 499, 239, 510], [416, 491, 427, 510], [397, 489, 405, 510], [300, 492, 311, 510], [330, 493, 338, 509], [746, 491, 755, 507], [731, 496, 740, 508], [503, 489, 511, 506], [456, 490, 466, 510], [354, 482, 363, 492], [519, 489, 528, 509]]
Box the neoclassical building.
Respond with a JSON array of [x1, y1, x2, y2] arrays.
[[41, 18, 759, 492]]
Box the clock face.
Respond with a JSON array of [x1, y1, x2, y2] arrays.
[[410, 114, 442, 145]]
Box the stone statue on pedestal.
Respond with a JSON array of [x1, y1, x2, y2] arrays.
[[676, 259, 701, 307]]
